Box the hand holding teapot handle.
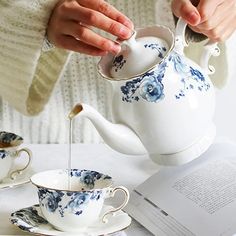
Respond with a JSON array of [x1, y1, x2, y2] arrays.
[[174, 18, 220, 75]]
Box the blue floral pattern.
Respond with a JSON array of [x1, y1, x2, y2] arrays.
[[139, 73, 164, 102], [120, 50, 210, 103], [112, 55, 126, 72], [10, 205, 48, 232], [38, 187, 103, 217], [69, 169, 112, 189], [38, 188, 63, 213], [121, 61, 167, 103], [37, 170, 110, 218], [168, 52, 210, 99], [0, 150, 6, 159], [144, 43, 167, 59]]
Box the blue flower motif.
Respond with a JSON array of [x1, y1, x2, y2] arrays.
[[190, 67, 205, 81], [69, 170, 111, 190], [120, 62, 167, 103], [121, 86, 129, 95], [67, 192, 90, 209], [80, 170, 104, 189], [158, 61, 167, 76], [45, 193, 59, 213], [0, 150, 6, 159], [90, 190, 102, 200], [36, 171, 110, 218], [112, 55, 126, 72], [144, 43, 167, 59], [11, 205, 48, 232], [139, 75, 164, 102], [114, 55, 123, 63], [169, 52, 189, 75], [75, 210, 83, 215], [168, 52, 210, 99], [121, 78, 143, 102], [38, 188, 64, 213], [70, 169, 82, 177]]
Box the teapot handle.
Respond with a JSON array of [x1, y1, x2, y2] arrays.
[[199, 41, 220, 75], [174, 18, 188, 55], [174, 18, 220, 75]]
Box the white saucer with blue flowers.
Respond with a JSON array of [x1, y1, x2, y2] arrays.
[[0, 166, 35, 190], [10, 204, 132, 235]]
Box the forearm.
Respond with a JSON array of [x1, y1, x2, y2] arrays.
[[0, 0, 58, 62], [0, 0, 70, 116]]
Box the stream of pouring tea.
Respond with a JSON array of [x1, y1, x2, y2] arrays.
[[68, 104, 82, 190], [68, 117, 73, 190]]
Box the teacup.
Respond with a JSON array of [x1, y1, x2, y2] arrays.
[[0, 131, 32, 182], [31, 169, 130, 232]]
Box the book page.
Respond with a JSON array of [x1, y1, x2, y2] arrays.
[[136, 143, 236, 236], [126, 189, 196, 236], [172, 160, 236, 215]]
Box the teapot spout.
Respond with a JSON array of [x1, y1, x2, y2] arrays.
[[69, 103, 147, 155]]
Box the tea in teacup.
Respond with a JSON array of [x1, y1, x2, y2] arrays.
[[0, 131, 23, 148], [31, 169, 130, 232], [0, 131, 32, 182]]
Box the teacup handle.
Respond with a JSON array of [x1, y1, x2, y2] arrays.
[[102, 186, 130, 223], [174, 18, 220, 75], [9, 148, 32, 180]]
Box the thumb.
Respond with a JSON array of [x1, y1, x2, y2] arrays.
[[171, 0, 201, 26]]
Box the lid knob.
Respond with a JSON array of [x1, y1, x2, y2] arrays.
[[110, 32, 169, 79]]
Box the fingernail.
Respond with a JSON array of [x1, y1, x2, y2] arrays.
[[119, 26, 132, 39], [111, 43, 121, 55], [186, 11, 200, 26], [123, 20, 134, 30]]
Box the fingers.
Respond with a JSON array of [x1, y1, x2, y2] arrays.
[[198, 12, 236, 41], [172, 0, 236, 42], [193, 0, 236, 41], [76, 0, 134, 29], [197, 0, 224, 22], [66, 4, 132, 39], [64, 22, 121, 54], [47, 0, 134, 55], [57, 35, 108, 56], [196, 0, 234, 30], [171, 0, 201, 25]]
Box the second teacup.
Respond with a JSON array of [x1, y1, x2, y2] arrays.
[[0, 131, 32, 182], [31, 169, 130, 232]]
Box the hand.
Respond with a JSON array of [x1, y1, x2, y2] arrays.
[[171, 0, 236, 42], [47, 0, 134, 56]]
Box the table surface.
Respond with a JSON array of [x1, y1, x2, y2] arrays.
[[0, 143, 159, 236]]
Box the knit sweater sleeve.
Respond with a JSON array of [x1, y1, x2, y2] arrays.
[[0, 0, 71, 116]]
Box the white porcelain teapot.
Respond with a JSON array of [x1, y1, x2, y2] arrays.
[[69, 19, 220, 166]]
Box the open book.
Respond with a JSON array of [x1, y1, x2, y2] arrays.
[[125, 142, 236, 236]]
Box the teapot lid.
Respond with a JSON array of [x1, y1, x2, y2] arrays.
[[98, 25, 174, 80], [110, 32, 169, 78]]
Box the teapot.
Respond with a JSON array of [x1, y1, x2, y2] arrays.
[[69, 19, 220, 166]]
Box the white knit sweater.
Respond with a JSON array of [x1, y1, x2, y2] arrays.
[[0, 0, 228, 144]]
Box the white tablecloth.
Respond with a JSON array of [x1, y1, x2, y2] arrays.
[[0, 143, 158, 235]]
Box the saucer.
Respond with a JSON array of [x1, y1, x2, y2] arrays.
[[0, 167, 35, 190], [10, 204, 132, 236]]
